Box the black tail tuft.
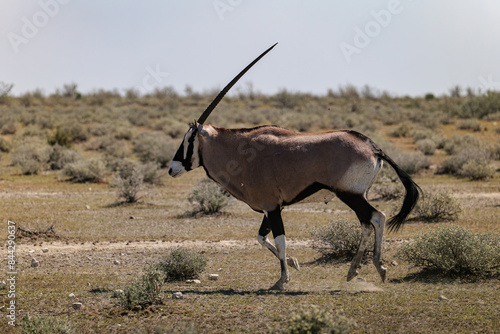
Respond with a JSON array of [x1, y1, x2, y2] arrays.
[[378, 152, 422, 232]]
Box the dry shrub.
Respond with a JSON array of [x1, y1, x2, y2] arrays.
[[112, 166, 144, 203], [282, 304, 354, 334], [188, 180, 231, 215], [397, 226, 500, 278], [414, 191, 462, 222], [158, 247, 208, 282], [11, 138, 50, 175], [63, 158, 106, 183], [118, 265, 165, 310], [22, 315, 72, 334], [311, 221, 367, 259], [48, 144, 82, 170], [132, 131, 175, 167]]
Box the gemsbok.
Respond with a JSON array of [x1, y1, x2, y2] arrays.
[[168, 43, 421, 290]]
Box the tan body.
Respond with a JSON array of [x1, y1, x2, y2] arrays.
[[200, 125, 381, 212]]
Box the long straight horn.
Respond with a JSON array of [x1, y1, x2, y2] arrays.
[[197, 42, 278, 124]]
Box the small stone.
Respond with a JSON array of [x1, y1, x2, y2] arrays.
[[356, 277, 366, 283], [129, 216, 135, 219], [113, 260, 120, 265], [208, 274, 219, 281], [86, 282, 91, 286], [391, 260, 398, 266], [217, 268, 223, 272], [0, 281, 6, 289], [113, 289, 124, 298], [69, 293, 75, 299], [132, 305, 142, 311], [42, 248, 49, 253], [186, 279, 201, 284], [438, 295, 448, 300], [31, 258, 39, 267], [85, 205, 90, 210], [172, 292, 183, 299], [29, 249, 35, 253], [72, 302, 83, 310]]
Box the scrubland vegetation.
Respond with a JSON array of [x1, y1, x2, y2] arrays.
[[1, 83, 499, 333]]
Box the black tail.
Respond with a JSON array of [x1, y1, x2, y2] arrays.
[[378, 151, 422, 232]]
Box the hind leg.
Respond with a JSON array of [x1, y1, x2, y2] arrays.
[[337, 192, 387, 282], [371, 211, 387, 282], [347, 223, 373, 281]]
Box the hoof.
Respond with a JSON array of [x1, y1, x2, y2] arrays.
[[287, 257, 300, 271], [346, 270, 358, 282], [269, 281, 285, 291]]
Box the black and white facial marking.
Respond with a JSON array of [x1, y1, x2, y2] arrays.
[[168, 126, 201, 177]]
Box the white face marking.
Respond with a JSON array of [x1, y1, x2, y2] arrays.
[[168, 161, 185, 177]]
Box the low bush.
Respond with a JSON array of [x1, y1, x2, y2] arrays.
[[397, 226, 500, 278], [132, 131, 176, 168], [457, 119, 481, 132], [188, 180, 231, 215], [392, 150, 431, 175], [281, 304, 354, 334], [414, 190, 462, 222], [158, 247, 208, 281], [459, 160, 495, 180], [440, 145, 494, 180], [0, 136, 11, 152], [118, 265, 165, 310], [11, 139, 50, 175], [416, 138, 437, 155], [48, 144, 82, 170], [372, 176, 403, 200], [112, 166, 144, 203], [311, 220, 366, 259], [63, 158, 106, 183], [22, 315, 72, 334]]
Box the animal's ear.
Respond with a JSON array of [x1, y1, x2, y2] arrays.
[[197, 122, 209, 137]]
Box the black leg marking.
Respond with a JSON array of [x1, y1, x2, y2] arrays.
[[336, 192, 387, 282]]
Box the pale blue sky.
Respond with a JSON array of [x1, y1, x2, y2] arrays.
[[1, 0, 500, 97]]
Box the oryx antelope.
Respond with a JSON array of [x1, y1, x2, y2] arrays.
[[168, 44, 421, 290]]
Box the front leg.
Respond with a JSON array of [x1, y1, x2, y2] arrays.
[[266, 210, 291, 291]]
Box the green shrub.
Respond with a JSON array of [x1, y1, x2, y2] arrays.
[[397, 226, 500, 277], [22, 315, 72, 334], [414, 190, 462, 222], [188, 180, 231, 214], [118, 265, 165, 310], [48, 127, 71, 147], [63, 158, 106, 183], [48, 145, 82, 170], [132, 131, 176, 167], [311, 221, 366, 259], [281, 304, 354, 334], [158, 247, 208, 281], [460, 91, 500, 118], [11, 139, 50, 175]]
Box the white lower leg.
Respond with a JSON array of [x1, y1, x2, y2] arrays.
[[257, 234, 279, 258], [274, 234, 289, 284]]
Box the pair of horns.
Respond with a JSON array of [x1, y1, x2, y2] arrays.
[[197, 43, 278, 125]]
